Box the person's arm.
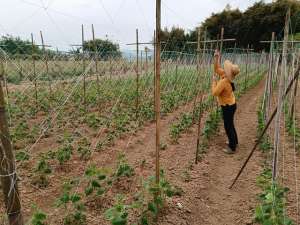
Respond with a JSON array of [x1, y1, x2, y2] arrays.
[[214, 50, 225, 78], [212, 78, 225, 96]]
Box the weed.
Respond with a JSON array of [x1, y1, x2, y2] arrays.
[[30, 205, 47, 225], [15, 151, 30, 162], [105, 195, 129, 225], [57, 182, 86, 225], [56, 144, 73, 165], [115, 153, 134, 178]]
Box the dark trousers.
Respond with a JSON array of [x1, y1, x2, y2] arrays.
[[221, 104, 238, 151]]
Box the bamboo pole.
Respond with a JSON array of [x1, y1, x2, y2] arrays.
[[40, 31, 51, 97], [155, 0, 161, 186], [220, 27, 224, 56], [31, 33, 38, 111], [153, 30, 156, 118], [272, 8, 290, 182], [192, 28, 201, 122], [145, 47, 149, 75], [92, 24, 100, 92], [291, 50, 299, 119], [195, 95, 204, 164], [81, 24, 86, 110], [136, 29, 140, 120], [0, 71, 24, 225], [267, 33, 275, 123], [244, 44, 249, 90]]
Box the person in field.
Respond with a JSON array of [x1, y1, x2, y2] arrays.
[[212, 50, 240, 154]]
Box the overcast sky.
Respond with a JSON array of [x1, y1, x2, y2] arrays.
[[0, 0, 271, 51]]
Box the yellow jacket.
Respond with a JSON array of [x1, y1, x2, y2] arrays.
[[211, 62, 236, 106]]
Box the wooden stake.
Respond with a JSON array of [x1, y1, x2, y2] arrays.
[[220, 27, 224, 55], [136, 29, 140, 120], [153, 30, 156, 118], [92, 24, 100, 92], [155, 0, 161, 186], [272, 8, 290, 182], [244, 44, 249, 90], [145, 47, 149, 75], [192, 28, 201, 122], [82, 24, 86, 109], [266, 32, 275, 123], [0, 72, 24, 225], [40, 31, 52, 97], [291, 51, 299, 119], [195, 95, 204, 164], [31, 33, 38, 111]]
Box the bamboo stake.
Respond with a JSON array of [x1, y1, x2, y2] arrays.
[[92, 24, 100, 92], [40, 31, 52, 97], [136, 29, 140, 120], [291, 51, 299, 119], [0, 72, 24, 225], [31, 33, 38, 111], [195, 95, 204, 164], [153, 30, 156, 118], [82, 24, 86, 110], [244, 44, 249, 90], [192, 28, 201, 122], [145, 47, 149, 75], [267, 33, 275, 123], [155, 0, 161, 186], [220, 27, 224, 56], [272, 8, 290, 182]]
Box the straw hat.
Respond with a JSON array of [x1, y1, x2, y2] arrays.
[[224, 60, 240, 81]]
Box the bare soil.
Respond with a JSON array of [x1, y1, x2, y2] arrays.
[[3, 79, 300, 225]]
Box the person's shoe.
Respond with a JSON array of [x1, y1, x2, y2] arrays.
[[223, 147, 235, 154]]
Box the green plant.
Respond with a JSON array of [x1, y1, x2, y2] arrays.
[[15, 151, 30, 161], [105, 195, 129, 225], [76, 137, 91, 160], [135, 170, 182, 224], [202, 109, 221, 140], [84, 164, 108, 197], [30, 205, 47, 225], [56, 144, 73, 165], [169, 113, 193, 143], [36, 156, 52, 174], [57, 182, 86, 225], [115, 153, 134, 178], [255, 182, 294, 225]]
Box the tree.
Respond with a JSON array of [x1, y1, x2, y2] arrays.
[[82, 39, 121, 60], [201, 0, 300, 51], [0, 35, 42, 57]]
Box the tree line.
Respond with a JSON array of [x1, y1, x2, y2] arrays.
[[0, 35, 121, 59], [161, 0, 300, 53]]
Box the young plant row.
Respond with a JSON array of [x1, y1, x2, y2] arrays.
[[284, 102, 300, 153], [255, 100, 294, 225], [28, 153, 181, 225]]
